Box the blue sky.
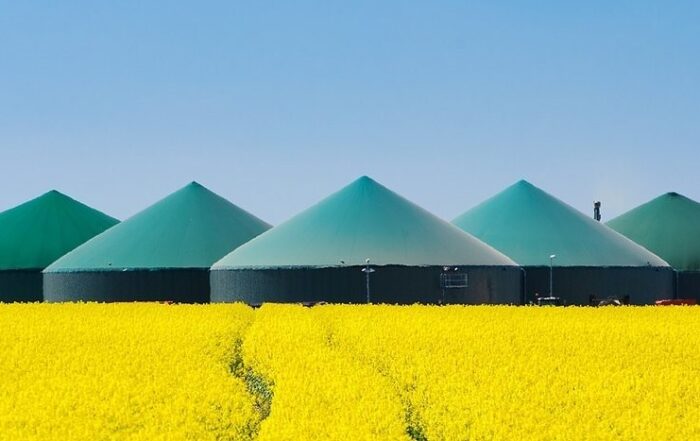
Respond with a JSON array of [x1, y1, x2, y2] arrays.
[[1, 1, 698, 224]]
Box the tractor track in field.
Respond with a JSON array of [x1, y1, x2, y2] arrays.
[[229, 337, 274, 440], [229, 315, 427, 441], [323, 327, 429, 441]]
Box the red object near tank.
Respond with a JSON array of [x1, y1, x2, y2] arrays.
[[655, 299, 697, 306]]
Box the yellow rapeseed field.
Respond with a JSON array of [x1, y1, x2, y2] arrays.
[[242, 304, 408, 441], [314, 305, 700, 440], [0, 303, 259, 441], [1, 303, 699, 441]]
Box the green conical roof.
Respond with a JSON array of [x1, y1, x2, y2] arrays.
[[607, 192, 700, 271], [213, 176, 516, 269], [452, 180, 669, 267], [0, 191, 119, 270], [45, 182, 270, 272]]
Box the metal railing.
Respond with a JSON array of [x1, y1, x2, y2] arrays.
[[440, 273, 468, 289]]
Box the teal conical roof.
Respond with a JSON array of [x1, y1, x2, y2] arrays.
[[45, 182, 270, 272], [607, 192, 700, 271], [452, 180, 669, 267], [213, 176, 516, 269], [0, 191, 119, 270]]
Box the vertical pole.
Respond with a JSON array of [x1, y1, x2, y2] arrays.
[[549, 254, 556, 298], [362, 258, 374, 304], [366, 269, 371, 303]]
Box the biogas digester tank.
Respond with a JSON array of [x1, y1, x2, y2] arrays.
[[607, 192, 700, 300], [0, 191, 118, 302], [211, 176, 522, 304], [453, 180, 673, 305], [44, 182, 270, 303]]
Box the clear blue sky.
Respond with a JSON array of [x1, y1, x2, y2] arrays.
[[1, 1, 698, 224]]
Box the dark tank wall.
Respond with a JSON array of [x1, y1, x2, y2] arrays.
[[44, 269, 210, 303], [523, 266, 674, 305], [0, 270, 43, 302], [677, 271, 700, 300], [211, 265, 523, 305]]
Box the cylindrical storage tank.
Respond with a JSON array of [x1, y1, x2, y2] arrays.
[[677, 272, 700, 299], [607, 192, 700, 301], [0, 191, 118, 302], [517, 266, 674, 305], [212, 176, 522, 304], [453, 180, 674, 305], [0, 271, 43, 302], [44, 269, 213, 303], [44, 182, 270, 303]]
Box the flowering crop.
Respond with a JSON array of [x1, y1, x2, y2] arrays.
[[0, 303, 698, 440], [313, 305, 700, 440], [242, 304, 409, 441], [0, 303, 258, 441]]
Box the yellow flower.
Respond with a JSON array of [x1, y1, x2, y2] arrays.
[[1, 303, 698, 440]]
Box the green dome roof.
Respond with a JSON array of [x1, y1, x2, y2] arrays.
[[0, 191, 118, 270], [452, 180, 669, 267], [607, 192, 700, 271], [213, 176, 517, 269], [45, 182, 270, 272]]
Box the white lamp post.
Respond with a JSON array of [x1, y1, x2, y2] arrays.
[[361, 258, 375, 303], [549, 254, 556, 298]]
